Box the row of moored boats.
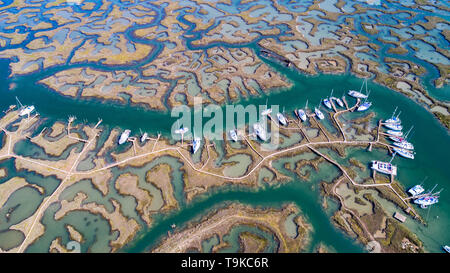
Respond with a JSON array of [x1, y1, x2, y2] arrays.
[[383, 107, 415, 160]]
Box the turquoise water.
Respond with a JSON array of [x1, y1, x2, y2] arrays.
[[0, 0, 449, 253], [1, 48, 450, 252]]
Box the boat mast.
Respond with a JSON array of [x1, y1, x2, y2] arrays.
[[405, 125, 414, 139], [359, 79, 365, 93], [389, 152, 397, 163], [419, 176, 428, 186], [364, 90, 371, 103], [15, 96, 24, 109], [365, 78, 368, 96], [305, 99, 308, 109], [427, 184, 438, 195], [391, 106, 398, 119], [396, 110, 402, 119], [434, 188, 443, 196]]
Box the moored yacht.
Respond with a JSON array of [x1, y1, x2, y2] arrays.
[[192, 137, 201, 154], [323, 98, 332, 110], [414, 195, 439, 209], [408, 185, 425, 196], [174, 127, 188, 135], [141, 132, 148, 143], [261, 108, 272, 116], [356, 87, 371, 111], [315, 107, 324, 120], [371, 160, 397, 176], [386, 130, 403, 137], [118, 129, 131, 145], [385, 116, 401, 124], [357, 101, 372, 111], [348, 79, 368, 99], [253, 123, 267, 141], [16, 97, 36, 117], [332, 96, 344, 107], [385, 107, 401, 124], [393, 141, 414, 150], [229, 129, 238, 142], [348, 90, 367, 99], [296, 109, 307, 122], [19, 105, 35, 117], [393, 147, 414, 159], [296, 99, 308, 122], [389, 135, 405, 143], [277, 112, 287, 126], [384, 123, 403, 131], [261, 99, 272, 116]]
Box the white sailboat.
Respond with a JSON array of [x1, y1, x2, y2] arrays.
[[295, 99, 308, 122], [357, 101, 372, 112], [392, 147, 414, 159], [16, 97, 35, 117], [323, 98, 332, 110], [386, 130, 403, 137], [323, 89, 333, 110], [393, 141, 414, 150], [348, 79, 368, 99], [118, 129, 131, 145], [414, 195, 439, 209], [296, 109, 307, 122], [277, 112, 287, 126], [141, 132, 148, 143], [331, 96, 344, 108], [174, 119, 189, 135], [229, 129, 238, 142], [356, 85, 372, 112], [385, 107, 401, 124], [389, 135, 405, 142], [261, 98, 272, 116], [175, 127, 188, 135], [192, 137, 201, 154], [315, 101, 325, 120], [253, 123, 267, 141], [384, 123, 403, 131]]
